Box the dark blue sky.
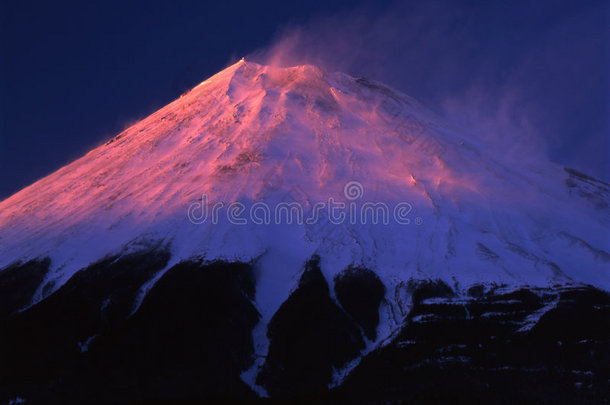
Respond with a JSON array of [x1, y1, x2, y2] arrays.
[[1, 0, 608, 199]]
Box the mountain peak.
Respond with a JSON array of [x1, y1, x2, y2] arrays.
[[0, 61, 608, 307]]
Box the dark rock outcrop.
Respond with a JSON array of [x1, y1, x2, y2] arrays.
[[1, 253, 608, 404], [0, 258, 50, 319], [257, 256, 365, 398], [332, 284, 610, 404], [334, 267, 385, 340], [0, 253, 260, 404]]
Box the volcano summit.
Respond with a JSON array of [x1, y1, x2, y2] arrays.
[[1, 60, 608, 403]]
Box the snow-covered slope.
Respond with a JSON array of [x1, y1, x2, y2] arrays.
[[0, 58, 608, 310]]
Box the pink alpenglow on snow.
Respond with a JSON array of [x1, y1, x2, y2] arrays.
[[0, 59, 608, 313]]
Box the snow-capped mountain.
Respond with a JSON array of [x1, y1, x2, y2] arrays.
[[1, 60, 608, 404], [1, 58, 607, 295]]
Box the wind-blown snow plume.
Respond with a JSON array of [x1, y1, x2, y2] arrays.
[[247, 0, 609, 180]]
